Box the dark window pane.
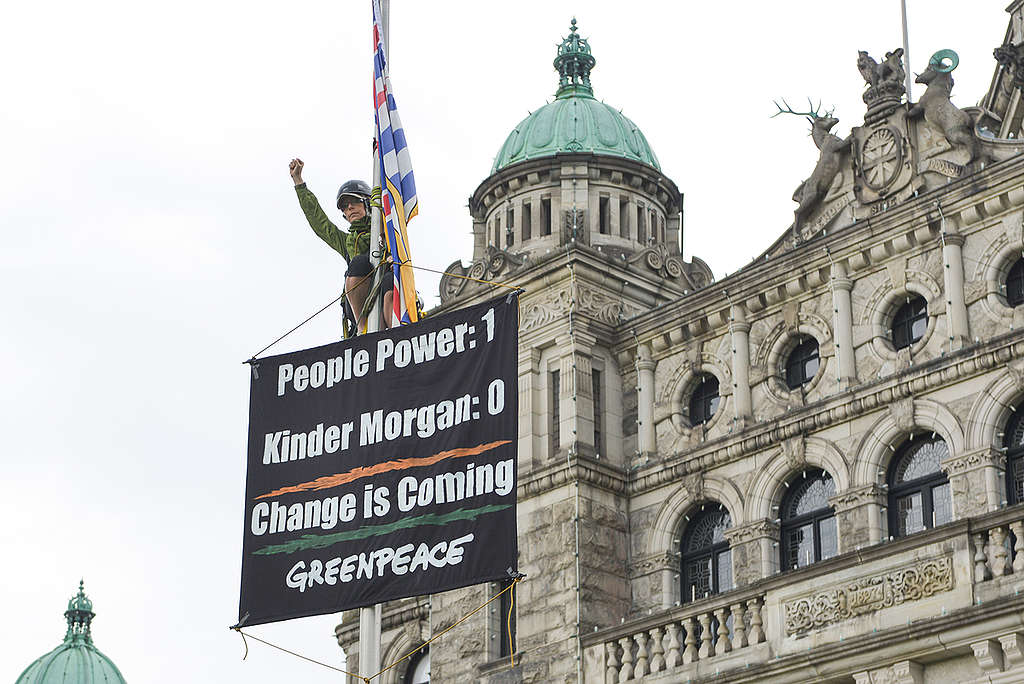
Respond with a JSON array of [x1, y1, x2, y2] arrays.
[[891, 296, 928, 350], [893, 439, 947, 484], [684, 509, 731, 552], [1008, 259, 1024, 307], [717, 549, 733, 592], [785, 336, 820, 389], [689, 374, 720, 425], [785, 472, 836, 518], [1012, 457, 1024, 504], [686, 557, 712, 600], [897, 492, 924, 535], [819, 516, 838, 560], [788, 523, 814, 569], [932, 483, 952, 526]]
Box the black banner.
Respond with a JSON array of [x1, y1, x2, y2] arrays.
[[238, 294, 519, 626]]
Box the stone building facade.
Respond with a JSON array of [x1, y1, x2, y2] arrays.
[[337, 6, 1024, 682]]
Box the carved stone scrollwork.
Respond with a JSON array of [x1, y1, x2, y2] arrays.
[[783, 556, 954, 636], [628, 243, 686, 281], [629, 552, 675, 576], [518, 284, 643, 333], [438, 246, 529, 303], [723, 519, 780, 545], [942, 447, 1004, 474], [830, 484, 885, 511]]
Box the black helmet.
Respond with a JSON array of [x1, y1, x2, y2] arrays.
[[337, 179, 371, 209]]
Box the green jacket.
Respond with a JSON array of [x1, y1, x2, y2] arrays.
[[294, 183, 370, 261]]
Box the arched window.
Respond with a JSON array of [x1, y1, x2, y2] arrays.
[[1008, 259, 1024, 308], [785, 336, 820, 389], [888, 437, 952, 536], [688, 373, 720, 426], [680, 504, 732, 603], [891, 295, 928, 350], [403, 646, 429, 684], [1006, 408, 1024, 505], [780, 469, 837, 570]]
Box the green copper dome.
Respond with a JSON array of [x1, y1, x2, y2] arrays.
[[491, 19, 660, 173], [16, 581, 127, 684]]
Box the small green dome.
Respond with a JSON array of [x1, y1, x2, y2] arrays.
[[491, 19, 660, 173], [17, 581, 127, 684]]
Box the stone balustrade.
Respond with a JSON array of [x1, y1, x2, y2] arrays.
[[972, 507, 1024, 584], [585, 591, 767, 683], [583, 504, 1024, 683]]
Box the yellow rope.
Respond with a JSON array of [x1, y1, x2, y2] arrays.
[[404, 261, 525, 293], [507, 580, 517, 668]]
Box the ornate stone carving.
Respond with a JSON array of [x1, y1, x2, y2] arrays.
[[519, 284, 643, 333], [942, 447, 1003, 474], [629, 552, 674, 576], [724, 519, 780, 544], [627, 243, 686, 281], [773, 100, 853, 235], [830, 483, 885, 511], [857, 49, 906, 122], [781, 435, 806, 470], [439, 246, 529, 303], [783, 556, 954, 636], [994, 42, 1024, 88], [908, 51, 980, 165], [888, 396, 915, 432]]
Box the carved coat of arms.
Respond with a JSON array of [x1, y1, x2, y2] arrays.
[[852, 108, 914, 205]]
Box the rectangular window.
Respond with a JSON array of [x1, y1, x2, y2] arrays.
[[650, 209, 657, 242], [592, 368, 603, 455], [522, 202, 532, 240], [494, 216, 501, 247], [599, 197, 610, 235], [716, 549, 733, 593], [619, 197, 629, 238], [506, 207, 514, 247], [819, 516, 838, 560], [637, 206, 646, 243], [660, 215, 665, 243], [550, 370, 560, 454], [541, 198, 552, 236], [498, 579, 516, 657]]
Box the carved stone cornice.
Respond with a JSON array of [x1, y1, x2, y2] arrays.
[[942, 446, 1005, 475], [724, 519, 780, 544], [518, 455, 627, 500], [783, 556, 954, 636], [830, 484, 886, 511], [518, 283, 645, 333]]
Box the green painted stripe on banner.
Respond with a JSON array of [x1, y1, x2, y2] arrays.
[[253, 504, 512, 556]]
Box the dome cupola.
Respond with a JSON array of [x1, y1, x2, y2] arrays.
[[16, 581, 127, 684], [491, 19, 660, 173]]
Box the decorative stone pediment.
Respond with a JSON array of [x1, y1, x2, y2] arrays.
[[783, 556, 953, 636]]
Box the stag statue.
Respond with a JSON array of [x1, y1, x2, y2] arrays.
[[773, 99, 852, 234], [908, 51, 979, 164]]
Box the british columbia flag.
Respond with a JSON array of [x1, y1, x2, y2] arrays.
[[372, 0, 418, 325]]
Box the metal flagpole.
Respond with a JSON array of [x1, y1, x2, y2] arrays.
[[900, 0, 913, 102], [359, 0, 387, 675], [366, 0, 389, 335]]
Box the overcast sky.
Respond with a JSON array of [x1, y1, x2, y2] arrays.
[[1, 1, 1011, 681]]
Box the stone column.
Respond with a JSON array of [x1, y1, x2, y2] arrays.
[[637, 344, 657, 455], [729, 304, 753, 425], [942, 447, 1004, 518], [609, 194, 621, 237], [830, 484, 886, 550], [723, 519, 779, 587], [942, 232, 971, 350], [830, 261, 857, 389]]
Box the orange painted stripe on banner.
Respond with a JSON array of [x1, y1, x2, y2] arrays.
[[253, 440, 511, 500]]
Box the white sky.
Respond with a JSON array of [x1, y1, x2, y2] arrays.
[[0, 1, 1010, 681]]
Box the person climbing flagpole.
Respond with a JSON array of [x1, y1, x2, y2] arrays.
[[370, 0, 419, 330]]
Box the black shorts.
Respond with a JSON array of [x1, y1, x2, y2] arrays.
[[346, 254, 395, 291]]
